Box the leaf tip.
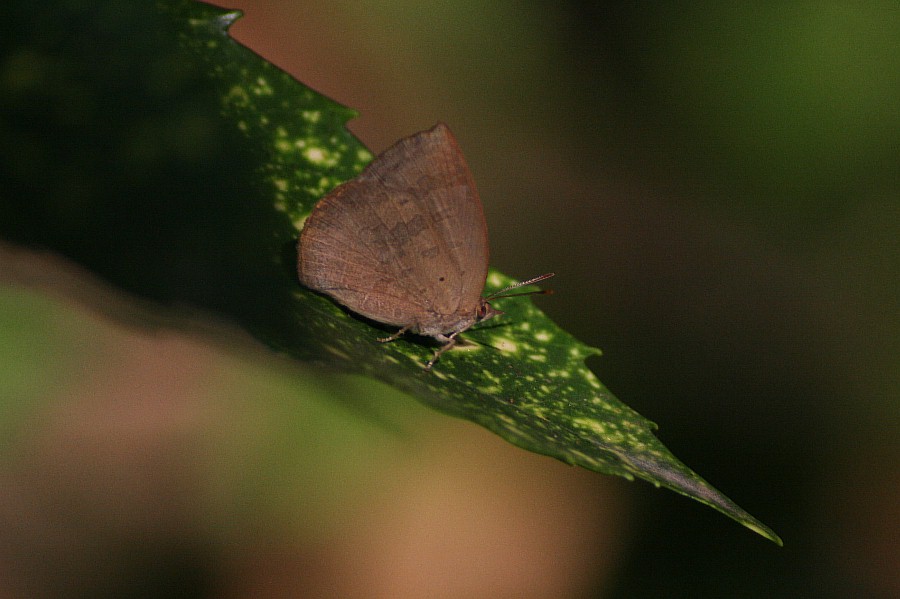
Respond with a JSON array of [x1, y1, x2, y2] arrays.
[[216, 10, 243, 31], [747, 521, 784, 546]]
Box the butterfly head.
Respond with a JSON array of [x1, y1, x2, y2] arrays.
[[476, 299, 504, 324]]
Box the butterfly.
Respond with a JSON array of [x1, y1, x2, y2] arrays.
[[298, 123, 552, 369]]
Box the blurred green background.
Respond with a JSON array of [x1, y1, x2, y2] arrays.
[[1, 1, 897, 597]]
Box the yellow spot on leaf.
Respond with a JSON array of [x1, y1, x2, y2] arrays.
[[493, 338, 518, 353]]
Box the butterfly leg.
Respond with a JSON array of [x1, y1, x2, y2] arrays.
[[377, 325, 410, 344], [424, 332, 459, 371]]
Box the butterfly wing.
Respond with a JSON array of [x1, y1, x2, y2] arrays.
[[298, 178, 437, 328], [298, 123, 490, 333], [362, 124, 489, 319]]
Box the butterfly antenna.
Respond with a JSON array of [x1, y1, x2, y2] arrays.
[[486, 272, 555, 301]]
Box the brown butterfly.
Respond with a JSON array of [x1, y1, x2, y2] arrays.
[[298, 123, 552, 369]]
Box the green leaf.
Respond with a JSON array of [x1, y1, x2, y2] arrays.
[[1, 0, 781, 545]]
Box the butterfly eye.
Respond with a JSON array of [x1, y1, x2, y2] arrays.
[[477, 302, 490, 319]]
